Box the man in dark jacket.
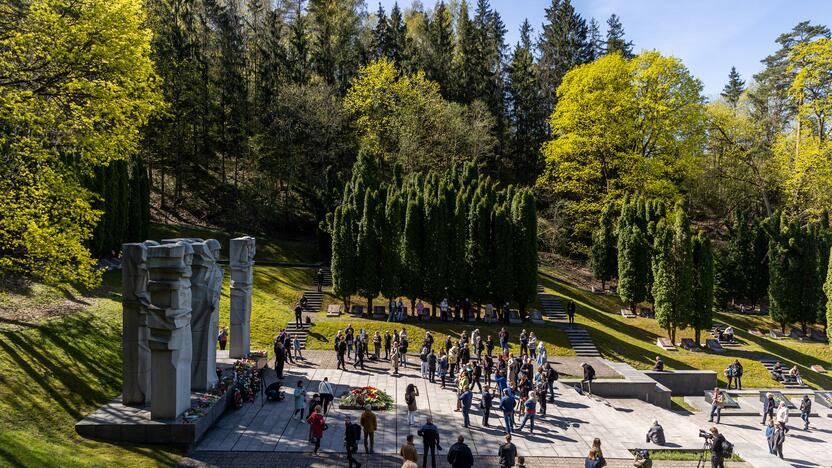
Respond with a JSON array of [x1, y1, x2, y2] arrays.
[[336, 337, 347, 370], [417, 416, 441, 468], [645, 419, 666, 445], [581, 362, 596, 394], [500, 389, 516, 434], [274, 341, 286, 379], [459, 389, 473, 428], [428, 349, 437, 383], [800, 394, 812, 430], [762, 392, 776, 425], [498, 434, 517, 468], [482, 387, 494, 427], [344, 416, 362, 468], [447, 435, 474, 468], [567, 300, 576, 324], [708, 427, 725, 468], [545, 363, 558, 402]]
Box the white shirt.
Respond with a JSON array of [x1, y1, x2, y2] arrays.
[[319, 381, 333, 395], [776, 405, 789, 424]]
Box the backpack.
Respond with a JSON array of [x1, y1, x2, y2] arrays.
[[721, 439, 734, 458]]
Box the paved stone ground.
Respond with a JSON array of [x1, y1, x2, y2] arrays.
[[186, 351, 831, 467]]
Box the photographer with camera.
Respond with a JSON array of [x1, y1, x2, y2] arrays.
[[699, 426, 728, 468]]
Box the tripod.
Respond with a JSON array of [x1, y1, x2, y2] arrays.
[[696, 440, 711, 468]]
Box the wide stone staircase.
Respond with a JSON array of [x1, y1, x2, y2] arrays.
[[538, 289, 567, 321], [760, 358, 808, 388], [283, 322, 310, 349], [559, 324, 601, 357]]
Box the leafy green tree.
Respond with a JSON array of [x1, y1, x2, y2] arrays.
[[308, 0, 363, 90], [356, 190, 383, 311], [815, 213, 832, 327], [721, 66, 745, 108], [586, 18, 604, 61], [651, 206, 694, 343], [400, 194, 424, 309], [537, 0, 589, 114], [422, 179, 450, 303], [452, 0, 478, 103], [767, 213, 800, 332], [511, 188, 538, 315], [617, 199, 650, 313], [425, 1, 454, 95], [371, 3, 390, 61], [691, 233, 714, 346], [490, 203, 514, 306], [380, 189, 404, 298], [605, 14, 633, 58], [126, 155, 151, 243], [0, 0, 162, 286], [726, 210, 753, 303], [467, 194, 492, 304], [824, 247, 832, 342], [591, 203, 617, 289], [331, 204, 358, 308]]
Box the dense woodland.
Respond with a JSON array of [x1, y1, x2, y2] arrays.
[[2, 0, 832, 339]]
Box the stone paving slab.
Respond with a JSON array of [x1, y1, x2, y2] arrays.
[[193, 352, 832, 467]]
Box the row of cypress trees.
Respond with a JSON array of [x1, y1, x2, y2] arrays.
[[87, 155, 151, 256], [592, 197, 714, 344], [329, 153, 537, 316]]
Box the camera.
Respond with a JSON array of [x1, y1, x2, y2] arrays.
[[698, 429, 713, 439], [634, 448, 650, 459]]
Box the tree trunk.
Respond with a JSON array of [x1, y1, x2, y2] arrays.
[[601, 280, 606, 290], [431, 301, 436, 319], [367, 297, 373, 318], [410, 299, 416, 318], [694, 328, 701, 348]]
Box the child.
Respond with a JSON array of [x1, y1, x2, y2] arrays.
[[292, 335, 303, 360], [517, 456, 526, 468]]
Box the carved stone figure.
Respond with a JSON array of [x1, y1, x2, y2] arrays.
[[229, 236, 255, 358], [146, 242, 193, 420], [188, 239, 222, 390], [121, 241, 158, 405]]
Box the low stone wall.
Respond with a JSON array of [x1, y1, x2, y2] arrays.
[[644, 370, 717, 396], [560, 379, 672, 409]]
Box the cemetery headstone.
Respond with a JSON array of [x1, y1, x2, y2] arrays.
[[810, 364, 826, 373], [769, 329, 785, 339], [809, 329, 828, 343], [229, 236, 255, 358], [373, 306, 387, 319], [508, 309, 522, 324], [529, 309, 545, 324], [705, 339, 723, 352], [680, 338, 697, 351], [350, 304, 364, 316], [789, 328, 805, 340], [657, 337, 676, 350], [147, 242, 193, 420], [327, 304, 342, 317]]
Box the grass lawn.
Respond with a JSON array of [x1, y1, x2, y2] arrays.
[[539, 267, 832, 389], [639, 449, 743, 462]]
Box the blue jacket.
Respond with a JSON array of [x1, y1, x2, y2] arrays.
[[499, 395, 516, 413], [459, 390, 473, 410]]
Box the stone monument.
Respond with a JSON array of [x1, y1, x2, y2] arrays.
[[189, 239, 222, 390], [229, 236, 255, 358], [147, 242, 194, 420], [121, 241, 158, 405]]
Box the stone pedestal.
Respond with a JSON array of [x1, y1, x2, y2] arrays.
[[121, 241, 157, 405], [229, 236, 255, 358], [147, 242, 193, 420]]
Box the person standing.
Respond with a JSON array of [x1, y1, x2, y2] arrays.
[[708, 427, 726, 468], [360, 405, 377, 454], [438, 351, 449, 388], [732, 360, 743, 390], [400, 333, 409, 367], [500, 389, 516, 434], [519, 330, 528, 357], [274, 341, 286, 379], [800, 394, 812, 430], [345, 325, 354, 358], [440, 298, 449, 321], [545, 363, 558, 402], [447, 435, 474, 468], [762, 392, 776, 425], [336, 336, 347, 371], [416, 300, 424, 320], [294, 301, 303, 328], [498, 434, 517, 468], [373, 331, 381, 359], [772, 421, 785, 459], [420, 344, 430, 379], [344, 416, 362, 468], [384, 331, 392, 360], [428, 348, 437, 384], [306, 405, 325, 454], [486, 335, 495, 357], [764, 418, 775, 454], [499, 328, 509, 354], [318, 377, 334, 415], [391, 344, 400, 375], [400, 434, 419, 465], [217, 327, 228, 350], [315, 268, 324, 292], [528, 332, 537, 360], [459, 388, 473, 427], [470, 360, 483, 392], [292, 335, 303, 361], [353, 339, 366, 370], [775, 401, 790, 432], [292, 380, 307, 421], [448, 345, 459, 379], [406, 383, 420, 426], [567, 300, 576, 324], [517, 394, 536, 433], [535, 380, 548, 417], [417, 416, 441, 468], [708, 387, 724, 424], [580, 362, 596, 395], [481, 386, 494, 427]]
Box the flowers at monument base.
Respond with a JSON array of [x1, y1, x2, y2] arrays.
[[339, 386, 393, 410]]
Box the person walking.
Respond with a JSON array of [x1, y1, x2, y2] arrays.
[[306, 405, 325, 454], [517, 394, 536, 433], [417, 416, 441, 468], [486, 335, 495, 357], [217, 327, 228, 351], [567, 300, 576, 324], [360, 404, 377, 454], [775, 401, 790, 432], [353, 339, 366, 370], [761, 392, 776, 425], [448, 345, 459, 379], [400, 335, 409, 367], [406, 383, 419, 426], [545, 363, 558, 402], [420, 344, 430, 379], [315, 268, 324, 292], [764, 418, 775, 454], [292, 380, 307, 421], [498, 434, 517, 468], [344, 416, 362, 468], [438, 351, 449, 388], [500, 389, 516, 434], [317, 377, 334, 414], [708, 427, 726, 468], [400, 434, 419, 465], [459, 387, 473, 428], [391, 344, 400, 375], [800, 394, 812, 430], [447, 435, 474, 468], [708, 387, 724, 424], [499, 328, 509, 354], [292, 335, 303, 361], [580, 362, 596, 395], [294, 301, 303, 328], [772, 421, 786, 459]]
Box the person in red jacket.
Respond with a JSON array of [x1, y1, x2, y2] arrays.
[[306, 405, 326, 454]]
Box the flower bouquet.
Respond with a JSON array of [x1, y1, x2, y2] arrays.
[[339, 386, 393, 411]]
